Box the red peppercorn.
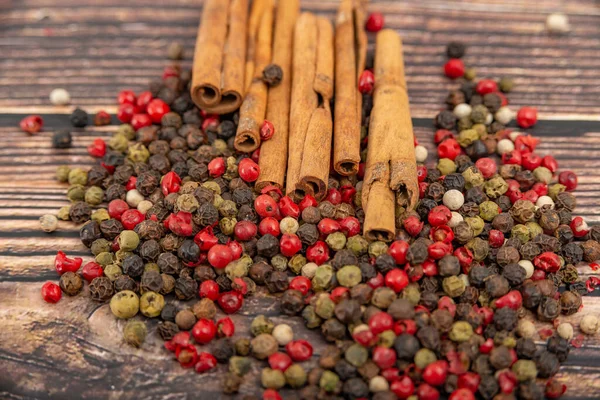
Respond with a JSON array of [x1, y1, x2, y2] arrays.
[[449, 388, 475, 400], [479, 338, 494, 354], [202, 116, 219, 132], [430, 225, 454, 244], [371, 346, 396, 370], [306, 241, 329, 265], [419, 182, 428, 199], [437, 138, 461, 161], [259, 217, 280, 237], [496, 91, 509, 106], [136, 91, 153, 112], [125, 176, 137, 191], [207, 157, 226, 178], [120, 209, 144, 230], [20, 115, 44, 134], [368, 312, 394, 335], [498, 370, 518, 394], [238, 158, 260, 183], [195, 352, 217, 374], [117, 103, 136, 123], [358, 70, 375, 94], [54, 251, 83, 275], [534, 251, 561, 273], [417, 165, 428, 183], [516, 106, 537, 128], [417, 383, 440, 400], [488, 229, 504, 248], [521, 152, 542, 171], [164, 211, 193, 237], [427, 241, 453, 260], [263, 389, 282, 400], [216, 317, 235, 337], [208, 244, 233, 269], [268, 352, 293, 371], [191, 319, 217, 344], [353, 328, 377, 347], [542, 155, 559, 173], [545, 379, 567, 399], [403, 215, 424, 237], [131, 113, 152, 130], [422, 259, 438, 277], [228, 240, 243, 261], [289, 276, 311, 295], [260, 120, 275, 141], [391, 376, 415, 399], [532, 182, 548, 197], [393, 319, 417, 335], [569, 216, 589, 238], [278, 196, 300, 218], [428, 205, 452, 227], [318, 218, 341, 235], [285, 340, 313, 362], [476, 79, 498, 95], [385, 269, 409, 293], [218, 291, 244, 314], [339, 216, 361, 237], [495, 290, 523, 310], [558, 170, 578, 191], [251, 148, 260, 163], [147, 98, 170, 123], [41, 282, 62, 303], [165, 331, 191, 352], [81, 261, 103, 282], [194, 227, 218, 251], [444, 59, 465, 79], [298, 194, 317, 211], [340, 185, 357, 204], [162, 65, 179, 80], [325, 188, 342, 205], [437, 296, 457, 316], [176, 344, 198, 368], [422, 360, 448, 386], [117, 90, 136, 105], [388, 240, 409, 264], [87, 138, 107, 158], [255, 194, 279, 218], [454, 247, 473, 272], [198, 281, 219, 302], [367, 272, 385, 290], [531, 269, 546, 281], [234, 220, 258, 241], [365, 12, 384, 32], [475, 158, 497, 179], [434, 130, 454, 144], [280, 233, 302, 257]]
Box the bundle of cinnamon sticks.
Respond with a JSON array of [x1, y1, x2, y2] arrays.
[[190, 0, 418, 241]]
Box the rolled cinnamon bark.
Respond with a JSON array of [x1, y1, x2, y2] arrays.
[[245, 0, 269, 92], [362, 29, 419, 242], [332, 0, 367, 176], [295, 17, 335, 201], [190, 0, 248, 115], [286, 13, 319, 196], [234, 0, 274, 153]]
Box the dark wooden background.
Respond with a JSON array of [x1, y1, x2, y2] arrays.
[[1, 0, 600, 399]]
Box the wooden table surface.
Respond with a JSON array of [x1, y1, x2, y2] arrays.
[[1, 0, 600, 399]]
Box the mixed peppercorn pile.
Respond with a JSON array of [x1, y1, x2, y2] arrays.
[[28, 12, 600, 400]]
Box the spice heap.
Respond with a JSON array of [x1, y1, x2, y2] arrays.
[[32, 12, 600, 400]]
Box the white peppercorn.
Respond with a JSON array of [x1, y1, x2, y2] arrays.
[[448, 212, 464, 228], [484, 112, 493, 125], [301, 262, 318, 279], [126, 189, 145, 208], [443, 189, 465, 211], [546, 13, 570, 33], [509, 131, 522, 142], [137, 200, 153, 214], [516, 319, 536, 338], [280, 217, 299, 235], [369, 376, 389, 392], [272, 324, 294, 346], [40, 214, 59, 233], [415, 145, 428, 163], [557, 322, 574, 340], [453, 103, 472, 119], [518, 260, 535, 279], [49, 88, 71, 106], [580, 315, 600, 335], [536, 196, 554, 209], [495, 107, 514, 125]]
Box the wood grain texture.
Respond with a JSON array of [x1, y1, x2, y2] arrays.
[[1, 0, 600, 399]]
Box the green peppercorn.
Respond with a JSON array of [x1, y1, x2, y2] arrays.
[[525, 221, 543, 239], [104, 264, 123, 281], [464, 68, 477, 81], [320, 370, 340, 393], [56, 206, 71, 221], [235, 338, 251, 356], [229, 356, 252, 377], [271, 254, 288, 271], [288, 254, 307, 274], [457, 129, 479, 148], [371, 287, 396, 309], [345, 344, 368, 367], [511, 224, 530, 244], [462, 166, 484, 189], [56, 165, 71, 182], [123, 320, 147, 347], [449, 321, 473, 342], [139, 291, 165, 318], [226, 254, 252, 280], [347, 235, 369, 255], [548, 183, 566, 200], [484, 176, 508, 199], [401, 283, 421, 305], [68, 168, 88, 185], [116, 123, 136, 140], [512, 359, 538, 381], [222, 372, 243, 394], [414, 348, 437, 369], [118, 230, 140, 252], [337, 265, 362, 288], [67, 184, 86, 202], [176, 193, 199, 213], [312, 264, 335, 291], [109, 134, 129, 153], [90, 238, 111, 255], [378, 330, 396, 348], [465, 216, 485, 236], [285, 364, 308, 388], [498, 77, 514, 92], [326, 232, 347, 251], [251, 334, 278, 360], [128, 143, 150, 163], [315, 294, 336, 319], [479, 201, 499, 221], [437, 158, 457, 176], [302, 305, 323, 328], [533, 166, 552, 184], [95, 251, 114, 266], [251, 315, 274, 336], [368, 241, 389, 258], [457, 116, 473, 132], [91, 208, 110, 223], [443, 276, 466, 297], [470, 104, 489, 124], [110, 290, 139, 318]]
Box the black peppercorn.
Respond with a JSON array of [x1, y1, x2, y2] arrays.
[[160, 302, 178, 322], [89, 276, 114, 302], [157, 321, 179, 341], [175, 276, 198, 300], [141, 270, 163, 293], [114, 274, 138, 293], [334, 359, 357, 380], [257, 234, 280, 258], [281, 289, 304, 315], [334, 299, 361, 325], [69, 201, 91, 224], [518, 381, 544, 400], [485, 274, 509, 298], [535, 351, 560, 378], [70, 107, 88, 128], [265, 270, 288, 293], [177, 239, 200, 264], [342, 377, 369, 399], [213, 338, 234, 363], [435, 110, 457, 130], [262, 63, 283, 86], [494, 307, 517, 331], [446, 41, 466, 58], [416, 326, 440, 351], [537, 296, 560, 322], [52, 130, 72, 149]]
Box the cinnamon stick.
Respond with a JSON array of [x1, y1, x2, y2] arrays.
[[362, 29, 419, 242], [245, 0, 268, 92], [286, 13, 318, 196], [255, 0, 300, 192], [234, 0, 274, 153], [332, 0, 366, 176], [190, 0, 248, 115], [295, 17, 335, 201]]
